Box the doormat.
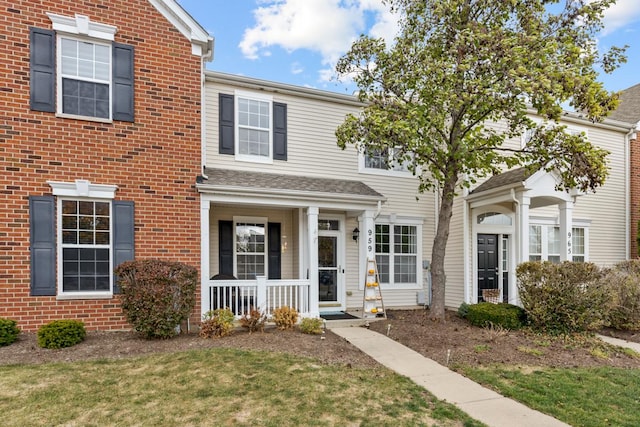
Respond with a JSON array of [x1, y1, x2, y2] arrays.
[[320, 312, 359, 320]]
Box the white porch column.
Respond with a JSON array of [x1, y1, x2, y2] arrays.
[[518, 196, 530, 264], [559, 200, 574, 261], [359, 210, 376, 291], [307, 207, 319, 317], [200, 197, 211, 317]]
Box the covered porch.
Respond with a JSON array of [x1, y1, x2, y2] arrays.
[[197, 168, 385, 318], [465, 167, 584, 305]]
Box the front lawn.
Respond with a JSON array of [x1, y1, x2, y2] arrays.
[[459, 365, 640, 427], [0, 347, 485, 426]]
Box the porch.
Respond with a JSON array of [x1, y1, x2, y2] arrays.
[[197, 168, 386, 319]]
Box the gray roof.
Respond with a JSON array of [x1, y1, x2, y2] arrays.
[[470, 167, 532, 194], [198, 168, 384, 198], [609, 83, 640, 124]]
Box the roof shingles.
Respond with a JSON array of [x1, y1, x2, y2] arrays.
[[198, 167, 384, 198]]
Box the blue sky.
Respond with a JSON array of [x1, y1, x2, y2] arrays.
[[177, 0, 640, 95]]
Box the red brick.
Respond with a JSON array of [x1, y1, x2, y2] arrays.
[[0, 0, 203, 331]]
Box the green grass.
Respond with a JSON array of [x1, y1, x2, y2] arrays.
[[0, 348, 485, 427], [459, 365, 640, 427]]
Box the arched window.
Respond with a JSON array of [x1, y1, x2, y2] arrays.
[[477, 212, 512, 226]]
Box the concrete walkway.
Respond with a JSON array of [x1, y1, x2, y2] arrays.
[[331, 326, 569, 427], [597, 334, 640, 353]]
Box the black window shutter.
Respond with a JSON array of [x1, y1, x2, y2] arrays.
[[29, 196, 56, 296], [219, 220, 234, 276], [219, 94, 235, 154], [268, 222, 281, 279], [273, 102, 287, 160], [113, 200, 135, 294], [29, 27, 56, 113], [112, 43, 135, 122]]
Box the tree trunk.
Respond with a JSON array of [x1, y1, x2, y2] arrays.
[[429, 173, 458, 322]]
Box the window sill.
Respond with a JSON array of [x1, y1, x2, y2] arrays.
[[56, 292, 114, 301], [235, 155, 273, 165], [56, 112, 113, 124], [358, 168, 415, 178], [361, 283, 423, 290]]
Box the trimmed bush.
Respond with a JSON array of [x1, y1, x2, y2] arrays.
[[299, 317, 323, 335], [457, 302, 470, 319], [606, 260, 640, 331], [116, 259, 198, 339], [272, 306, 298, 330], [466, 303, 525, 330], [37, 320, 86, 349], [0, 318, 20, 347], [240, 309, 267, 333], [517, 261, 610, 334], [200, 308, 235, 338]]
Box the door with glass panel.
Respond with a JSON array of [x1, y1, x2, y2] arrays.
[[317, 219, 343, 308]]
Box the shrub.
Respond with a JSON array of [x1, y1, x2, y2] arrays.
[[272, 306, 298, 330], [457, 302, 470, 319], [200, 308, 235, 338], [116, 259, 198, 339], [299, 317, 323, 335], [606, 260, 640, 330], [37, 320, 86, 349], [0, 318, 20, 347], [240, 309, 267, 333], [466, 302, 525, 330], [517, 261, 610, 334]]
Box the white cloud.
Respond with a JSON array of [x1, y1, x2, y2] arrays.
[[239, 0, 398, 68], [291, 61, 304, 74], [598, 0, 640, 36]]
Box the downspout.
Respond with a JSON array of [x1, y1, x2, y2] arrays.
[[462, 185, 470, 303], [373, 200, 382, 220], [200, 58, 208, 180], [625, 123, 638, 260]]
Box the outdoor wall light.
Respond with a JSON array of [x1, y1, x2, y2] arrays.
[[352, 227, 360, 242]]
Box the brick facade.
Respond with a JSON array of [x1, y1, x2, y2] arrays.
[[0, 1, 206, 331], [632, 134, 640, 259]]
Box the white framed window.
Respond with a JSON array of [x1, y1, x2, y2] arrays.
[[572, 227, 586, 262], [47, 13, 120, 122], [375, 221, 422, 287], [360, 147, 413, 177], [59, 36, 111, 119], [49, 180, 118, 298], [235, 91, 273, 163], [234, 218, 267, 279], [521, 120, 588, 148], [59, 199, 112, 294], [528, 223, 588, 263]]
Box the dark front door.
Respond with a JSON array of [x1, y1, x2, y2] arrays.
[[477, 234, 498, 302]]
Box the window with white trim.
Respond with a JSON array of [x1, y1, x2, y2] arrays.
[[59, 37, 111, 119], [60, 199, 111, 292], [237, 96, 271, 158], [235, 221, 266, 279], [528, 224, 587, 262], [375, 224, 419, 285], [361, 147, 413, 176]]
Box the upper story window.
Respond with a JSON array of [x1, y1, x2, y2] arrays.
[[360, 147, 413, 177], [237, 96, 271, 159], [219, 91, 288, 163], [30, 13, 134, 122], [60, 37, 111, 119]]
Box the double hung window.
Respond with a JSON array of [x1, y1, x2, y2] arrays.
[[375, 224, 419, 286]]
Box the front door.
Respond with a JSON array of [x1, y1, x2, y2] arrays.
[[318, 219, 344, 311], [477, 234, 498, 302]]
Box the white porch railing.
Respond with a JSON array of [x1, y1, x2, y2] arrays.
[[206, 277, 311, 318]]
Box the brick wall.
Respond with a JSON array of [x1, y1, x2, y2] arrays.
[[631, 134, 639, 259], [0, 1, 203, 331]]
